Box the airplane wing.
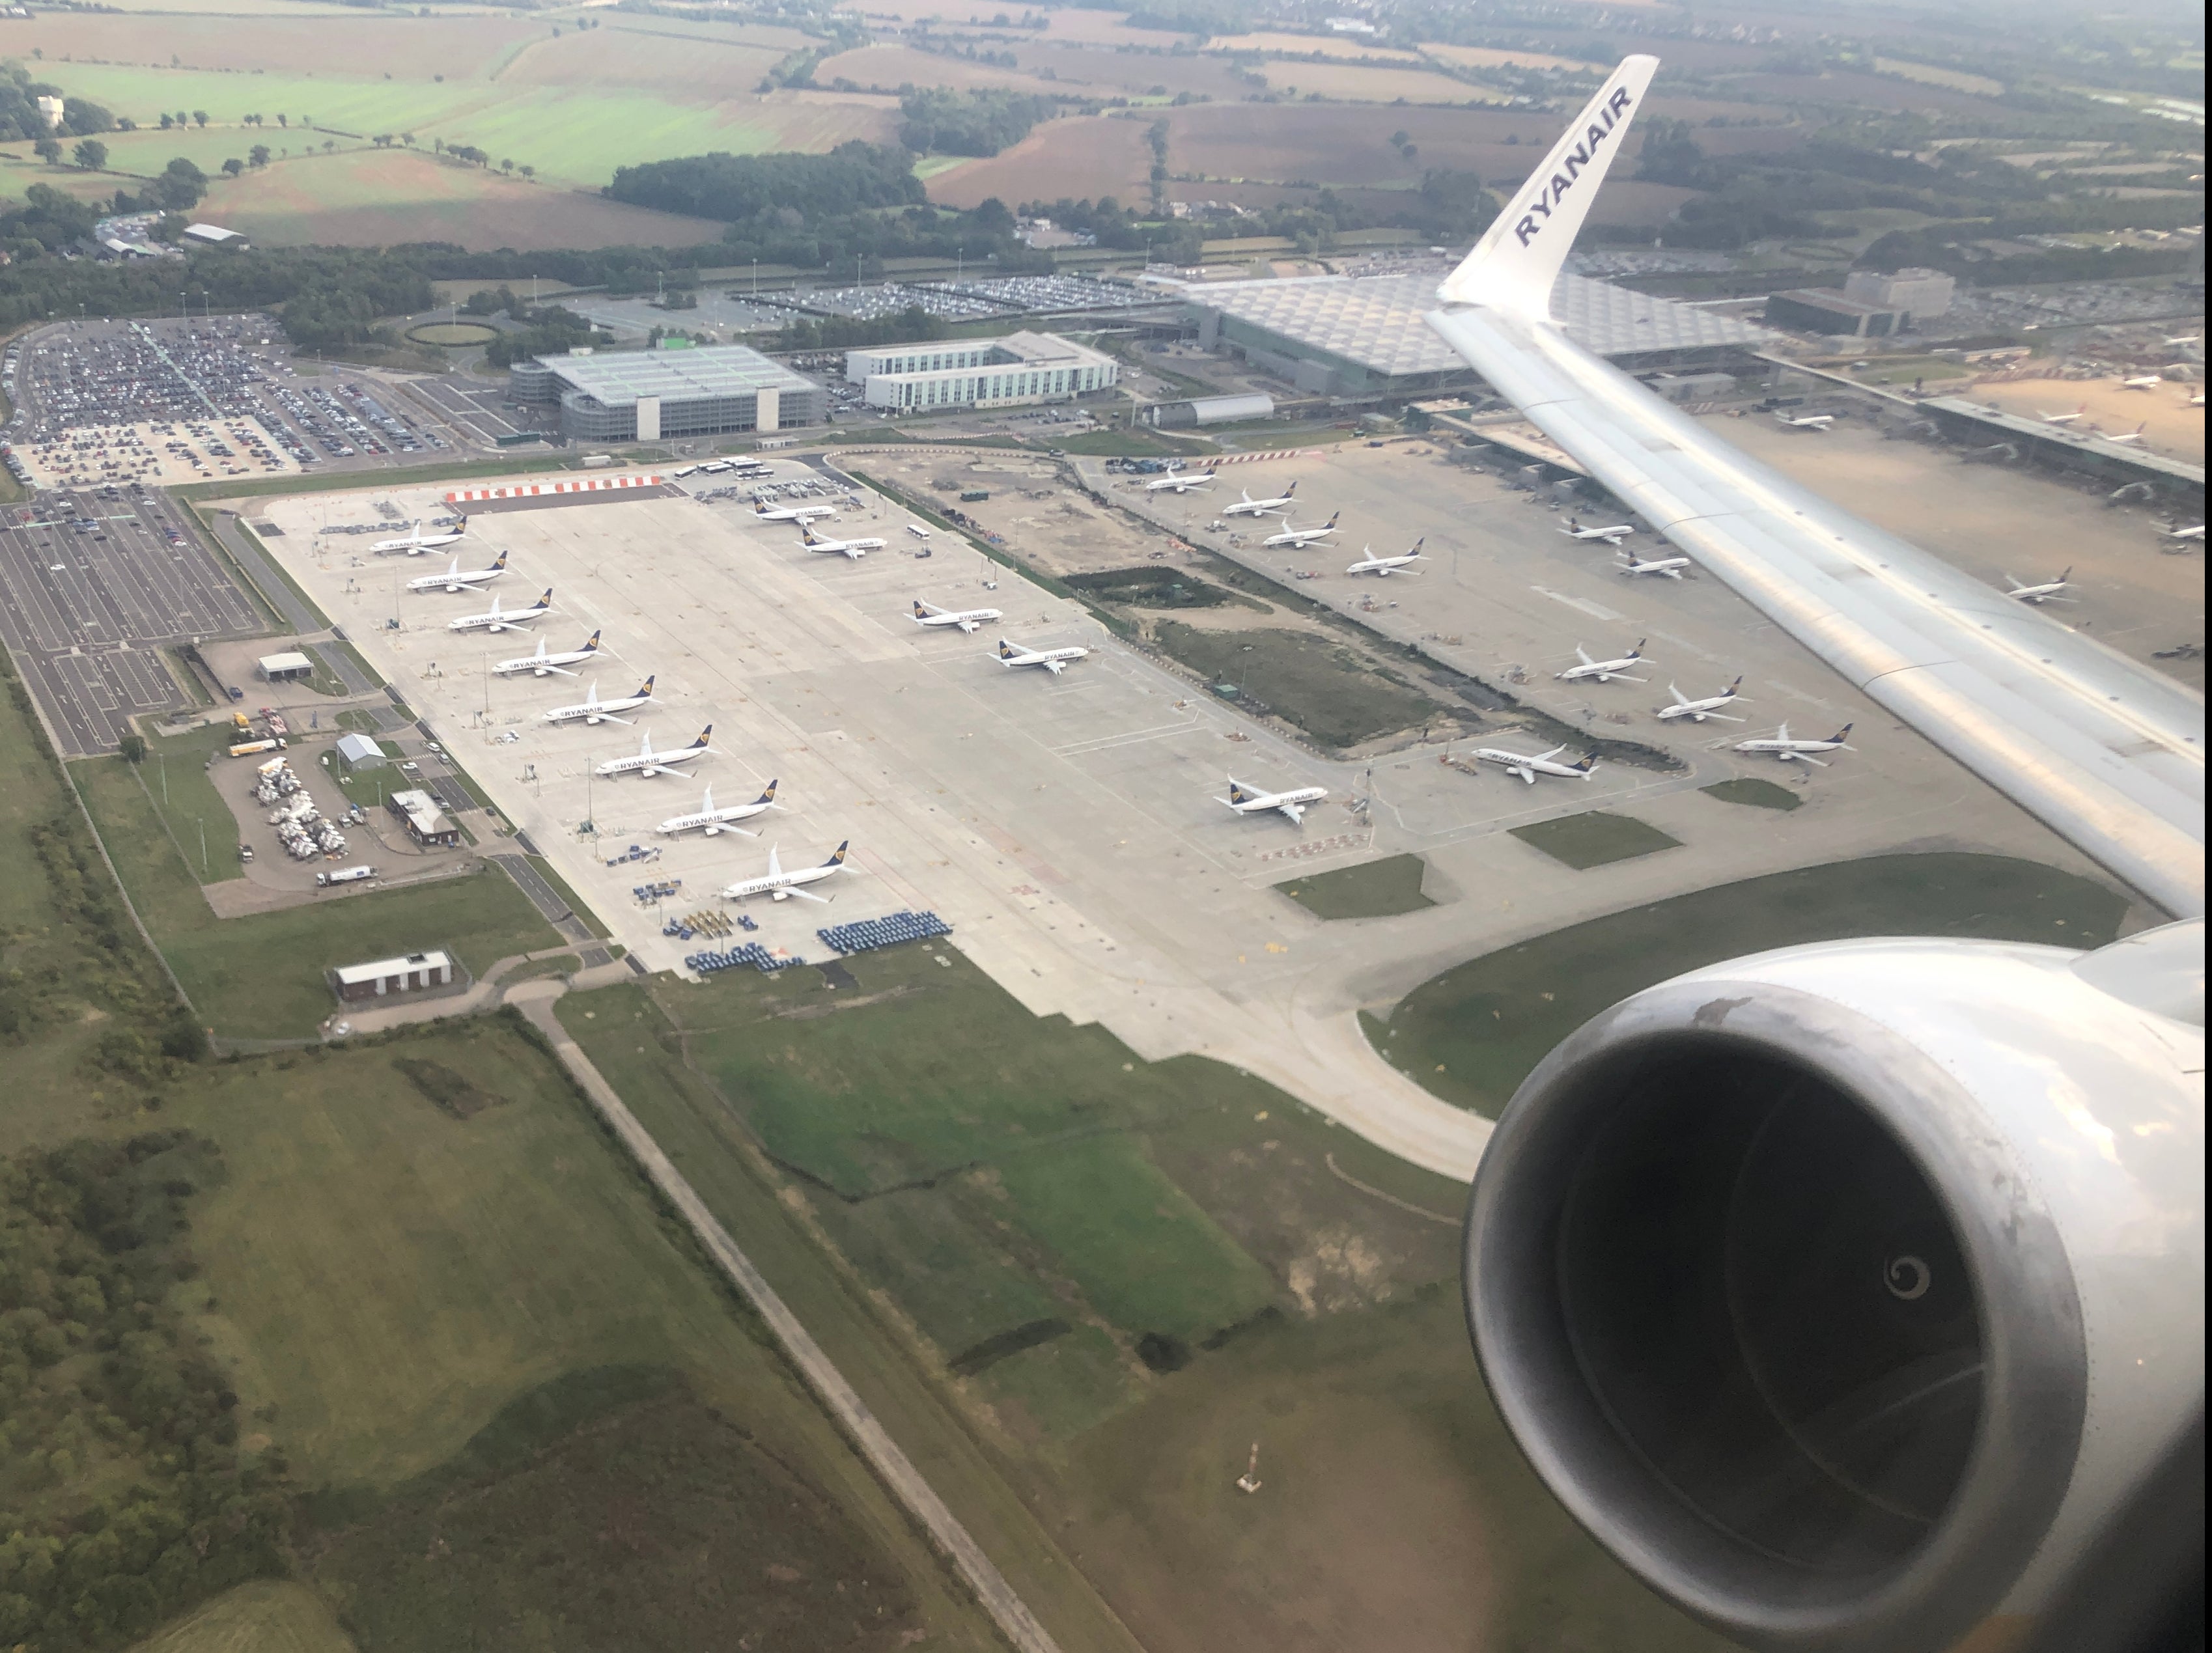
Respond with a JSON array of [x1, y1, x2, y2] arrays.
[[1041, 659, 1065, 674], [1424, 55, 2205, 917], [1278, 801, 1306, 824]]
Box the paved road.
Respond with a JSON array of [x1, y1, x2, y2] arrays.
[[208, 511, 322, 635], [488, 848, 608, 958], [508, 982, 1063, 1653]]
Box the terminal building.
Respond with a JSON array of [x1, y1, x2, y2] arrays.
[[846, 331, 1118, 413], [1767, 268, 1956, 340], [509, 344, 824, 443], [1181, 272, 1775, 400]]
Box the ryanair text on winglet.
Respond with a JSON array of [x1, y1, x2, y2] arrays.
[[1511, 84, 1634, 247]]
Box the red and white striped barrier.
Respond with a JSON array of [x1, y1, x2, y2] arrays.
[[446, 474, 662, 502], [1208, 449, 1323, 464]]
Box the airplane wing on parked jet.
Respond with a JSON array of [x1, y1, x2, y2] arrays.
[[1423, 55, 2205, 917]]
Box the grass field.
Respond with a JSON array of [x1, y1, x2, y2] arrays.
[[1507, 810, 1682, 869], [555, 958, 1731, 1653], [137, 720, 255, 885], [1369, 853, 2129, 1117], [1275, 852, 1435, 919], [923, 113, 1153, 210], [15, 60, 889, 193], [1253, 62, 1504, 103], [1700, 777, 1802, 811], [1149, 622, 1442, 750], [73, 750, 560, 1038], [191, 154, 731, 252], [130, 1581, 356, 1653]]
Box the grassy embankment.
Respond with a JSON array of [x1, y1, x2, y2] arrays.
[[0, 654, 998, 1651], [1369, 852, 2129, 1117]]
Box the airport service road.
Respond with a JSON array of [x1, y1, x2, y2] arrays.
[[0, 498, 261, 754], [257, 468, 2112, 1181]]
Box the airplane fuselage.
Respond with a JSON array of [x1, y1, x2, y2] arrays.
[[1472, 748, 1593, 783]]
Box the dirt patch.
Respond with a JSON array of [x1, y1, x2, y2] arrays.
[[395, 1057, 507, 1120]]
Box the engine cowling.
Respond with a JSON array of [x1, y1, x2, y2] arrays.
[[1463, 924, 2204, 1653]]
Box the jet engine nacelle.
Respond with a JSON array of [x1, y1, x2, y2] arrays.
[[1463, 924, 2203, 1653]]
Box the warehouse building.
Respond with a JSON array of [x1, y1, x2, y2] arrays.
[[387, 787, 460, 848], [847, 331, 1118, 412], [334, 732, 385, 771], [509, 345, 825, 442], [257, 650, 314, 683], [1183, 271, 1774, 398], [331, 950, 456, 1003]]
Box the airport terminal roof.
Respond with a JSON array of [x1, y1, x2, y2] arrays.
[[1185, 271, 1774, 376], [536, 344, 817, 409]]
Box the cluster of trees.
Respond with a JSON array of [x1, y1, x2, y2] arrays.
[[0, 62, 115, 141], [1074, 0, 1249, 36], [483, 303, 607, 368], [608, 143, 925, 223], [897, 87, 1040, 156], [897, 88, 1057, 158], [605, 145, 1050, 271], [0, 1132, 292, 1646], [770, 303, 952, 352]]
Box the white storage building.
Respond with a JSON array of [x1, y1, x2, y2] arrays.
[[332, 950, 455, 1003]]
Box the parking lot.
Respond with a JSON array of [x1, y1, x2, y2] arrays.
[[0, 491, 262, 753], [240, 455, 2108, 1171]]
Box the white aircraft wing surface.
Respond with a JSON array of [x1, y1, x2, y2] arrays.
[[1425, 56, 2204, 916]]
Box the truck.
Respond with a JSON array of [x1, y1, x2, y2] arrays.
[[232, 710, 251, 730], [316, 865, 377, 887], [229, 738, 279, 758], [959, 490, 990, 503]]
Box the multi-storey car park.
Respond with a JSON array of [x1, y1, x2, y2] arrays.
[[506, 343, 825, 443]]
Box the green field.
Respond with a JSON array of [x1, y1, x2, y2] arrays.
[[1369, 852, 2129, 1117], [1151, 622, 1442, 749], [131, 1581, 356, 1653], [1275, 852, 1435, 919], [1700, 777, 1802, 811], [72, 750, 560, 1038], [1508, 810, 1682, 869], [555, 961, 1731, 1653], [138, 720, 257, 883], [21, 63, 787, 189]]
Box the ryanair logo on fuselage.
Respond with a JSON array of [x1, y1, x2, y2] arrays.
[[1510, 85, 1634, 247]]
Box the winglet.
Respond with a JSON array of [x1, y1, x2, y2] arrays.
[[1436, 55, 1660, 318]]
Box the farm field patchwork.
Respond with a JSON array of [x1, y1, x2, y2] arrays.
[[1369, 854, 2129, 1117], [1250, 61, 1504, 104], [813, 42, 1071, 96]]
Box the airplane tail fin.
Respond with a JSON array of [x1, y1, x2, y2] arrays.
[[538, 587, 553, 606], [1629, 636, 1646, 655], [1831, 724, 1854, 743], [1284, 481, 1298, 498], [1726, 674, 1743, 693], [582, 629, 600, 651], [1572, 756, 1596, 773], [825, 840, 850, 867], [692, 725, 712, 748], [1325, 511, 1339, 527], [998, 639, 1015, 659], [756, 779, 778, 804], [1227, 779, 1250, 803], [492, 549, 508, 570], [1435, 55, 1660, 318], [636, 676, 655, 699]]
